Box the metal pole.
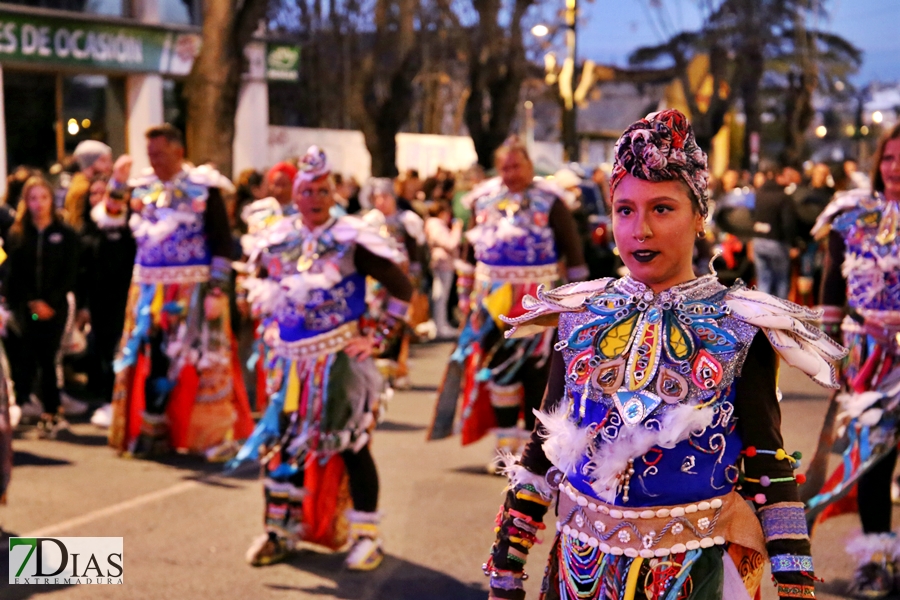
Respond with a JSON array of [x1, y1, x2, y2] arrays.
[[562, 0, 579, 163]]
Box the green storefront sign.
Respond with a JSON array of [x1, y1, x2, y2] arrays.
[[0, 8, 299, 80], [266, 44, 299, 81], [0, 9, 200, 74]]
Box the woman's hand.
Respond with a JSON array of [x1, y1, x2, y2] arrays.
[[28, 300, 55, 321], [344, 334, 377, 362]]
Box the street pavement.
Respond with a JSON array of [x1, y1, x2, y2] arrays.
[[1, 341, 895, 599]]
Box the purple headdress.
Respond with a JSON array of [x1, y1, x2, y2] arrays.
[[609, 109, 710, 217]]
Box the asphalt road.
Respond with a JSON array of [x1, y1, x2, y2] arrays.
[[1, 341, 895, 599]]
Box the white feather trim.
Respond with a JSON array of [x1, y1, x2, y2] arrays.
[[130, 207, 200, 243], [846, 532, 900, 565], [725, 287, 847, 388], [585, 404, 715, 502], [500, 458, 555, 500], [90, 201, 127, 229], [534, 405, 593, 477], [811, 189, 871, 239]]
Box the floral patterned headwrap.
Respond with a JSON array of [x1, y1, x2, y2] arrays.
[[609, 109, 709, 217]]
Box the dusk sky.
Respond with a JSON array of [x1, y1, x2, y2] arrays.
[[578, 0, 900, 84]]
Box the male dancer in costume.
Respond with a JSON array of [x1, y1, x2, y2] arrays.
[[109, 124, 252, 458], [234, 147, 412, 570], [430, 136, 587, 472]]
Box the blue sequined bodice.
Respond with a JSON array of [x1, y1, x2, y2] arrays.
[[831, 195, 900, 312], [259, 219, 367, 342], [554, 276, 758, 507], [131, 174, 211, 269], [471, 184, 558, 267]]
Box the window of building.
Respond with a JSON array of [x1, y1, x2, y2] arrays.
[[2, 69, 125, 172]]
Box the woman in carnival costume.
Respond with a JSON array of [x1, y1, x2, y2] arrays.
[[805, 123, 900, 598], [109, 124, 253, 458], [233, 147, 412, 570], [429, 136, 587, 472], [361, 177, 425, 389], [484, 109, 846, 600]]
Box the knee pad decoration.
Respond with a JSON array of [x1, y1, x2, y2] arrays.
[[263, 479, 306, 541]]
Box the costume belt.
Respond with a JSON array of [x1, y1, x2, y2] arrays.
[[556, 482, 766, 559], [475, 262, 559, 285], [133, 264, 210, 284], [266, 321, 358, 361]]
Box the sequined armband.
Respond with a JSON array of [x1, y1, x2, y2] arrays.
[[210, 256, 232, 292], [758, 502, 809, 542], [776, 582, 816, 598]]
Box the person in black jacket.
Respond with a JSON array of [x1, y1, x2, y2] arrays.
[[751, 160, 798, 299], [79, 184, 136, 407], [3, 176, 79, 437]]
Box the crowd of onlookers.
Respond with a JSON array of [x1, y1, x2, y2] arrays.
[[708, 158, 872, 306], [0, 138, 875, 434]]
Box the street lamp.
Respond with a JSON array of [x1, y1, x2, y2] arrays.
[[873, 110, 884, 124], [531, 24, 549, 38]]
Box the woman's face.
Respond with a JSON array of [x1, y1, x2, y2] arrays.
[[89, 180, 107, 207], [612, 174, 702, 293], [294, 177, 335, 228], [26, 185, 53, 223], [880, 137, 900, 201]]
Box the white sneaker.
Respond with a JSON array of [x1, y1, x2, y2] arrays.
[[91, 403, 113, 428], [344, 536, 384, 571], [60, 393, 88, 416], [21, 395, 44, 418]]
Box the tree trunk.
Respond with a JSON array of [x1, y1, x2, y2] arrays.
[[184, 0, 268, 178], [465, 0, 532, 169]]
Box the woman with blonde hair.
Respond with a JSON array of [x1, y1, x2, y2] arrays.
[[3, 176, 79, 437]]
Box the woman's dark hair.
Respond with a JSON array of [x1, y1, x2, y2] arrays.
[[871, 122, 900, 194], [11, 176, 58, 236]]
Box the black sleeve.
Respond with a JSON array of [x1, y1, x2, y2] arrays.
[[354, 245, 413, 302], [75, 231, 94, 311], [549, 198, 586, 269], [820, 230, 847, 307], [519, 347, 566, 476], [2, 234, 23, 313], [204, 188, 232, 260], [734, 331, 814, 590], [781, 194, 799, 246]]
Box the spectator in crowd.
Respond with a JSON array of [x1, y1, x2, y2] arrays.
[[3, 176, 79, 438], [793, 162, 834, 305], [1, 167, 34, 243], [751, 160, 798, 298], [79, 177, 137, 425], [234, 169, 265, 234], [843, 158, 872, 191], [63, 141, 113, 232], [424, 200, 462, 340]]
